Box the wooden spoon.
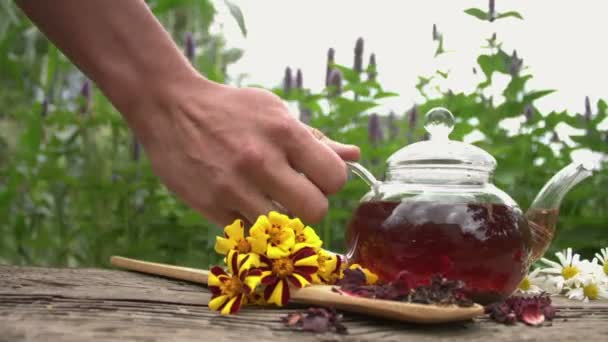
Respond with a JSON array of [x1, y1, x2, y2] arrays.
[[110, 256, 485, 324]]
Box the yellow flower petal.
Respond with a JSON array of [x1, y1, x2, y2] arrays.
[[214, 237, 237, 255], [246, 235, 268, 255], [267, 280, 287, 307], [219, 295, 240, 315], [348, 263, 378, 285], [302, 227, 322, 248], [224, 219, 245, 241], [362, 268, 378, 285], [267, 244, 291, 259], [294, 254, 318, 267], [250, 216, 270, 237], [287, 218, 305, 233], [243, 274, 261, 292], [276, 228, 295, 250], [207, 273, 226, 287], [269, 211, 290, 227], [208, 295, 230, 311]]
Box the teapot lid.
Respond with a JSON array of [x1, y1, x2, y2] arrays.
[[387, 107, 496, 172]]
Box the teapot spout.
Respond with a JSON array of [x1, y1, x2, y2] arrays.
[[525, 160, 595, 262]]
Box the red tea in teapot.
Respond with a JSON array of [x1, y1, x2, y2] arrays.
[[345, 201, 534, 304]]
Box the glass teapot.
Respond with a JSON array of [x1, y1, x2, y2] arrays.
[[344, 107, 594, 304]]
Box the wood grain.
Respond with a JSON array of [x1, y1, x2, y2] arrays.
[[1, 265, 607, 342]]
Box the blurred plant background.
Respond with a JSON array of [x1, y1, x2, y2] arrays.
[[1, 0, 606, 269]]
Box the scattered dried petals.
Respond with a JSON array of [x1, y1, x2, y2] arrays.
[[485, 293, 557, 326], [281, 307, 348, 334]]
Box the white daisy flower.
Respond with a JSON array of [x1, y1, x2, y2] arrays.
[[593, 247, 608, 277], [539, 248, 594, 291], [517, 268, 548, 294], [565, 265, 608, 302]]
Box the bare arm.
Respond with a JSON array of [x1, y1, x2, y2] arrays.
[[18, 0, 360, 226]]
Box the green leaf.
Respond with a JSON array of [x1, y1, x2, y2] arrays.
[[224, 0, 247, 37], [504, 75, 532, 100], [523, 89, 556, 103], [476, 50, 511, 85], [497, 11, 524, 20], [374, 91, 399, 100], [434, 37, 445, 57], [436, 70, 450, 79], [332, 65, 360, 84], [333, 98, 378, 116], [464, 8, 488, 21]]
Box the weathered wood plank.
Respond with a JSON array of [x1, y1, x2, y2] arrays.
[[1, 265, 607, 341]]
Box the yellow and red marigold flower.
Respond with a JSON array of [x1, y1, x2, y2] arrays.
[[348, 263, 379, 285], [259, 246, 319, 306], [288, 218, 322, 251], [214, 219, 252, 255], [208, 250, 261, 315], [247, 211, 295, 259], [312, 249, 342, 285]]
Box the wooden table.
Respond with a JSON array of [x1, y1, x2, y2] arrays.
[[1, 265, 607, 341]]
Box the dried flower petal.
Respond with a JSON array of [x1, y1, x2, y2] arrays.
[[282, 307, 347, 334], [520, 302, 545, 326], [485, 293, 557, 326]]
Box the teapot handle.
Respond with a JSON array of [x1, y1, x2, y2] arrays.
[[345, 161, 382, 195]]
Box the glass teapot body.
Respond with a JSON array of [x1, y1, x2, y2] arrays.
[[344, 108, 533, 304]]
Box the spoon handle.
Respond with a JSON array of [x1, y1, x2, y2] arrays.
[[110, 256, 209, 284]]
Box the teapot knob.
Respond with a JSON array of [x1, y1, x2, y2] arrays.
[[424, 107, 455, 140]]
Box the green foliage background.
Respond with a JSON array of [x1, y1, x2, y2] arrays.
[[0, 1, 606, 269]]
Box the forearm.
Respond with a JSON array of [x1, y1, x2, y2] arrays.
[[17, 0, 204, 125]]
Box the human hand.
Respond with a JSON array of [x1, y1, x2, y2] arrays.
[[129, 76, 360, 227]]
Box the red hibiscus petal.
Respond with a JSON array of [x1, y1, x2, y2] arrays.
[[520, 303, 545, 326]]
